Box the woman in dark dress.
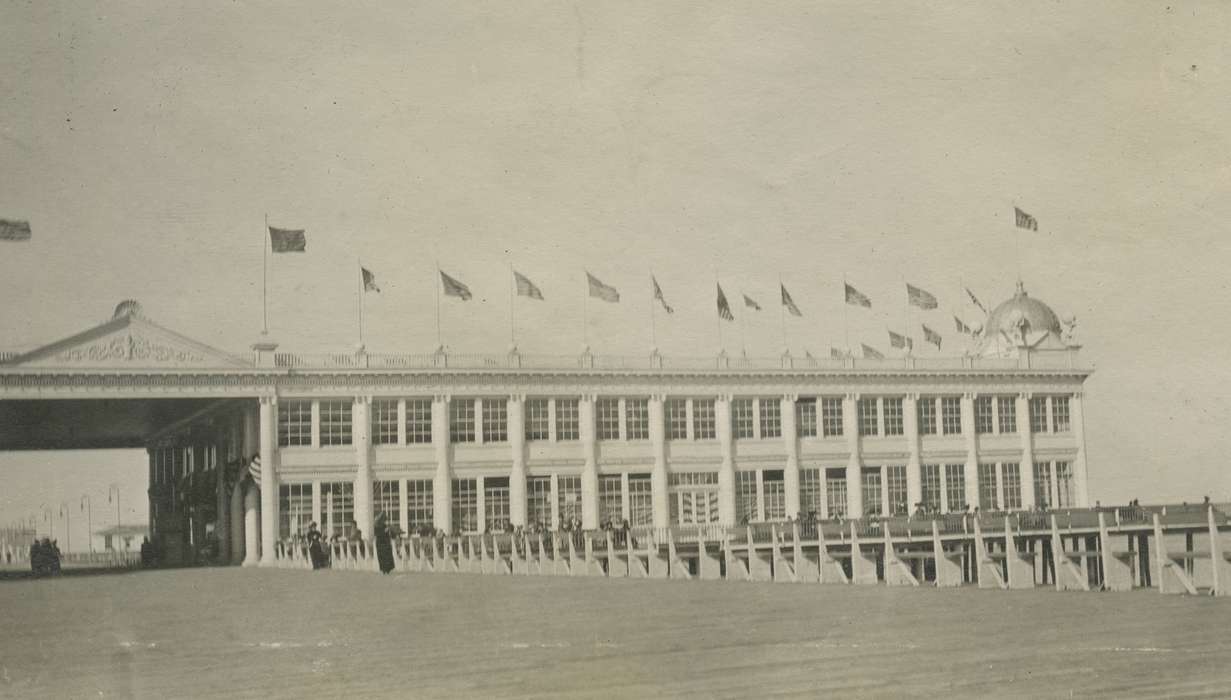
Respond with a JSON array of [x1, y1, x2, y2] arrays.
[[374, 513, 395, 574], [306, 521, 326, 570]]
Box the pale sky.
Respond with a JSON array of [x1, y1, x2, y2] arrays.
[[2, 2, 1230, 534]]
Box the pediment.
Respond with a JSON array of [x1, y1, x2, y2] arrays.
[[6, 314, 251, 369]]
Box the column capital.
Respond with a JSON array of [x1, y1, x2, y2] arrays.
[[507, 393, 526, 403], [781, 393, 798, 403], [353, 395, 371, 405], [903, 392, 919, 401], [433, 393, 451, 404], [844, 392, 859, 402], [259, 395, 277, 406]]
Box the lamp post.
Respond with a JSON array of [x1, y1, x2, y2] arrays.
[[59, 502, 71, 554], [81, 495, 94, 553], [108, 484, 122, 550]]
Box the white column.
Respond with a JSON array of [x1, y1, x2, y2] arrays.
[[1071, 393, 1090, 506], [961, 393, 979, 510], [397, 479, 408, 535], [230, 479, 245, 565], [843, 394, 862, 518], [579, 395, 599, 529], [904, 394, 922, 511], [716, 395, 736, 525], [476, 475, 487, 534], [649, 395, 669, 527], [353, 396, 373, 538], [258, 397, 277, 566], [782, 395, 801, 519], [311, 481, 322, 526], [508, 396, 527, 527], [242, 484, 259, 567], [1019, 393, 1036, 509], [432, 396, 451, 533]]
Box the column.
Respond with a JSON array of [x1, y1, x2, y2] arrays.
[[242, 484, 259, 567], [716, 395, 736, 525], [508, 395, 527, 527], [230, 479, 245, 565], [649, 395, 669, 527], [1019, 393, 1036, 509], [215, 438, 229, 563], [961, 393, 979, 510], [904, 394, 922, 511], [1071, 393, 1090, 506], [258, 396, 277, 567], [432, 396, 451, 533], [781, 395, 801, 519], [353, 396, 373, 538], [397, 479, 409, 535], [843, 394, 862, 518], [579, 395, 599, 529], [311, 481, 322, 526]]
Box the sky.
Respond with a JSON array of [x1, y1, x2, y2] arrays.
[[1, 2, 1230, 537]]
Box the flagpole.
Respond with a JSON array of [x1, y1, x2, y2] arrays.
[[262, 214, 268, 335], [778, 276, 787, 352], [357, 257, 364, 348], [714, 276, 723, 354], [842, 275, 850, 354], [508, 262, 516, 348], [649, 273, 657, 350], [582, 273, 589, 350], [434, 259, 442, 350], [739, 294, 747, 357]]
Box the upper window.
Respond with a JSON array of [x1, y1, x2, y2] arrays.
[[450, 399, 475, 443], [759, 398, 781, 439], [796, 398, 817, 438], [941, 397, 962, 435], [882, 398, 904, 436], [858, 398, 879, 436], [596, 398, 621, 440], [525, 398, 550, 441], [625, 399, 649, 440], [731, 399, 754, 439], [406, 399, 432, 444], [481, 398, 507, 443], [372, 399, 399, 446], [555, 398, 580, 441], [997, 396, 1017, 434], [1029, 396, 1049, 434], [821, 397, 844, 437], [918, 398, 937, 436], [1052, 396, 1071, 433], [692, 399, 716, 440], [319, 400, 353, 446], [278, 400, 312, 447], [974, 396, 994, 434], [666, 399, 688, 440]]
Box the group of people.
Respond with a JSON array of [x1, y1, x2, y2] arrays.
[[298, 514, 399, 575], [28, 538, 62, 576]]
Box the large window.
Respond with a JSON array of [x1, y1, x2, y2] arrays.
[[526, 476, 552, 527], [320, 481, 355, 538], [918, 399, 937, 436], [1056, 461, 1074, 507], [692, 399, 716, 439], [1052, 397, 1071, 433], [451, 478, 478, 533], [975, 396, 994, 435], [1029, 396, 1049, 434], [731, 399, 754, 439], [525, 398, 550, 441], [374, 480, 400, 532], [1033, 461, 1052, 509], [628, 474, 653, 526], [406, 479, 433, 532], [666, 399, 688, 440], [858, 398, 879, 436], [598, 475, 623, 524], [669, 472, 720, 525], [826, 469, 847, 518], [800, 468, 823, 518], [481, 399, 508, 443], [941, 397, 962, 435], [555, 399, 579, 441], [763, 470, 786, 521], [921, 464, 942, 512], [886, 465, 908, 515], [759, 399, 782, 439], [821, 397, 844, 437], [882, 398, 904, 436], [945, 464, 967, 512], [861, 468, 882, 516], [279, 483, 313, 539], [372, 400, 399, 446], [978, 463, 998, 510], [625, 398, 649, 440], [796, 399, 817, 438], [557, 475, 583, 523], [997, 397, 1017, 434], [484, 477, 510, 532], [596, 398, 621, 440], [449, 399, 475, 443], [736, 471, 758, 523], [406, 399, 432, 444], [1000, 462, 1022, 510], [319, 400, 353, 446], [278, 401, 312, 447]]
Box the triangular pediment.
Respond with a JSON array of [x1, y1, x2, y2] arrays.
[[5, 314, 251, 369]]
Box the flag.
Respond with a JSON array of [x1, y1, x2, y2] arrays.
[[0, 219, 31, 241], [907, 283, 938, 310], [781, 284, 802, 317], [268, 226, 306, 252], [586, 272, 619, 302], [1014, 206, 1038, 231], [964, 287, 987, 314], [362, 267, 380, 292], [652, 276, 674, 314], [717, 284, 734, 321], [440, 270, 472, 300], [845, 283, 871, 308], [955, 316, 973, 334], [923, 324, 942, 349], [743, 294, 762, 311], [861, 343, 884, 359], [889, 331, 913, 350], [514, 271, 543, 300], [830, 347, 846, 359]]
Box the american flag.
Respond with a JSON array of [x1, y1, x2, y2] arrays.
[[717, 284, 734, 321]]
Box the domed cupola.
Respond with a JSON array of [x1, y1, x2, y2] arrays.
[[974, 282, 1076, 357]]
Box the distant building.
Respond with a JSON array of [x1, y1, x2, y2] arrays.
[[94, 524, 148, 551]]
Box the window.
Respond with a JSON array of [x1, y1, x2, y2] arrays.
[[821, 398, 844, 437], [1056, 461, 1074, 507], [666, 399, 688, 440], [526, 476, 552, 527], [736, 471, 758, 523], [628, 474, 653, 526], [596, 398, 621, 440], [882, 398, 904, 436], [886, 465, 908, 515], [861, 468, 883, 516], [731, 399, 754, 439], [451, 478, 478, 533], [279, 483, 313, 539], [669, 472, 720, 525], [858, 398, 879, 436], [975, 396, 994, 434], [1029, 396, 1049, 434], [978, 463, 998, 511], [374, 480, 400, 532], [763, 470, 786, 520], [449, 399, 475, 443], [555, 399, 579, 441], [319, 400, 353, 446], [997, 397, 1017, 434], [1052, 397, 1071, 433], [1033, 462, 1052, 509], [599, 475, 623, 524], [525, 399, 550, 441], [557, 475, 583, 523], [406, 479, 433, 532], [406, 399, 432, 444], [481, 399, 508, 443], [921, 464, 942, 512], [759, 399, 782, 439], [278, 401, 311, 447], [796, 399, 817, 438], [692, 399, 716, 439], [945, 464, 967, 512], [800, 468, 823, 518], [826, 469, 847, 518], [1000, 463, 1022, 509], [372, 399, 399, 445], [918, 398, 937, 436], [625, 398, 649, 440], [941, 397, 962, 435], [484, 477, 510, 532], [320, 481, 354, 538]]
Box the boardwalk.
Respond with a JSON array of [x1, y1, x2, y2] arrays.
[[3, 568, 1230, 698]]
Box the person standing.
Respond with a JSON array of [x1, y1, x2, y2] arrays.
[[306, 521, 326, 570], [374, 513, 395, 574]]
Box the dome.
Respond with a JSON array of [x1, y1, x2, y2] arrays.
[[112, 299, 144, 319], [985, 282, 1061, 337]]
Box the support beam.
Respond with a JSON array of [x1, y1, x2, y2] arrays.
[[717, 396, 736, 525], [353, 396, 373, 539], [781, 395, 801, 519], [432, 396, 451, 534], [649, 395, 669, 528], [258, 397, 277, 566], [508, 396, 527, 527], [579, 395, 599, 529], [843, 394, 862, 519]]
